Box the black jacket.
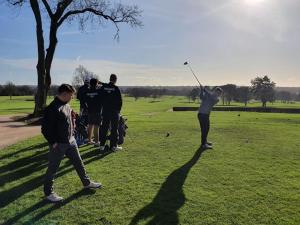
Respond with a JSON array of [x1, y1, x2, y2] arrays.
[[77, 84, 89, 107], [85, 87, 102, 113], [100, 82, 122, 113], [41, 97, 75, 145]]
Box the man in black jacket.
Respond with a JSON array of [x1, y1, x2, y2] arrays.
[[41, 84, 101, 203], [85, 78, 102, 146], [99, 74, 123, 152]]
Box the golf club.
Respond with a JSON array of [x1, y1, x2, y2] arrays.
[[183, 61, 202, 87]]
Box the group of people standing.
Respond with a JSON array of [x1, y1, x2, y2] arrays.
[[77, 74, 123, 152], [41, 74, 122, 203]]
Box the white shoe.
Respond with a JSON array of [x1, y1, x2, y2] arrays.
[[94, 142, 101, 147], [84, 181, 102, 189], [201, 144, 213, 150], [111, 146, 122, 152], [46, 193, 63, 203], [99, 146, 105, 151], [88, 141, 95, 145]]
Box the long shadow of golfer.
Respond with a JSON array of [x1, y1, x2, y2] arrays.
[[0, 145, 112, 209], [129, 147, 205, 225], [3, 188, 96, 225]]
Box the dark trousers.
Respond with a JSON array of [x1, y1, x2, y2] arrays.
[[44, 140, 90, 196], [99, 112, 120, 148], [198, 113, 210, 146]]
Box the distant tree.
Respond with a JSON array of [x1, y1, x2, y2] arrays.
[[151, 88, 166, 101], [6, 0, 142, 116], [235, 86, 251, 106], [221, 84, 237, 105], [72, 65, 99, 89], [190, 88, 199, 103], [251, 76, 276, 107], [276, 91, 292, 103], [3, 82, 16, 100], [127, 88, 142, 101], [296, 92, 300, 101], [17, 85, 35, 96]]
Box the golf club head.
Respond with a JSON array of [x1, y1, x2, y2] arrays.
[[184, 61, 188, 65]]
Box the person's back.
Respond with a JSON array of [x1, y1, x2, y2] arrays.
[[198, 87, 219, 114], [84, 78, 102, 145], [99, 74, 123, 151], [100, 81, 122, 113], [85, 86, 101, 114]]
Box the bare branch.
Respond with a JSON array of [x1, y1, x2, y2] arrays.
[[56, 2, 142, 40], [40, 0, 53, 18], [7, 0, 25, 6]]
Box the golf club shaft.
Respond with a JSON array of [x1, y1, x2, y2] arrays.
[[187, 64, 202, 87]]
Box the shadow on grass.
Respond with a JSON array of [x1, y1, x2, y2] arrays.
[[0, 143, 113, 209], [0, 142, 48, 160], [129, 147, 206, 225], [3, 189, 96, 225]]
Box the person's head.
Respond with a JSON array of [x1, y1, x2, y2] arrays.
[[214, 87, 223, 97], [57, 84, 76, 103], [90, 78, 99, 89], [84, 78, 90, 86], [110, 74, 117, 84]]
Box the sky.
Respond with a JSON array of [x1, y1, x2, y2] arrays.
[[0, 0, 299, 86]]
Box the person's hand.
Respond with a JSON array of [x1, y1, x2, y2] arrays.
[[52, 143, 58, 149]]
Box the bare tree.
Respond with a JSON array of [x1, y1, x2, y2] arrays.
[[6, 0, 142, 116], [72, 65, 99, 89]]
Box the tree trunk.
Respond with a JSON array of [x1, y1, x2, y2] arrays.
[[44, 21, 58, 104], [30, 0, 47, 117]]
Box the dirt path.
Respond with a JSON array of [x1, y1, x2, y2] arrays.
[[0, 115, 41, 150]]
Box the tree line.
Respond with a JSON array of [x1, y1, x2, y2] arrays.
[[2, 74, 300, 108], [186, 76, 300, 107]]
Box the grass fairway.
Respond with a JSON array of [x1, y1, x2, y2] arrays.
[[0, 97, 300, 225]]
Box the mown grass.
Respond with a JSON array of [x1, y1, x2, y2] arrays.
[[0, 97, 299, 224], [0, 95, 300, 116]]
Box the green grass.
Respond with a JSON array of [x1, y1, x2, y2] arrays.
[[0, 97, 300, 224], [0, 95, 300, 116]]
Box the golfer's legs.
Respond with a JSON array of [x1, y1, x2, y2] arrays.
[[198, 113, 208, 145], [110, 113, 120, 148], [99, 114, 110, 146], [65, 141, 90, 186], [44, 144, 65, 196]]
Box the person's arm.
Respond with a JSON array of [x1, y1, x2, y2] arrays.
[[116, 87, 122, 113], [199, 85, 205, 100], [41, 106, 57, 145]]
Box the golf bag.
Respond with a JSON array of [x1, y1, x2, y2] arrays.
[[107, 115, 128, 145], [74, 114, 88, 146]]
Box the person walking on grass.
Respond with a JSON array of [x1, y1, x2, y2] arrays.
[[99, 74, 123, 152], [198, 85, 223, 150], [41, 84, 101, 203], [85, 78, 102, 146]]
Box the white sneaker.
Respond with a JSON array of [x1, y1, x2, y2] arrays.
[[94, 142, 101, 147], [111, 146, 122, 152], [88, 141, 95, 145], [201, 144, 213, 150], [46, 193, 63, 203], [84, 181, 102, 189], [99, 146, 105, 151]]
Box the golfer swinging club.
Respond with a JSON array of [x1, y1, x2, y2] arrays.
[[184, 62, 223, 149]]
